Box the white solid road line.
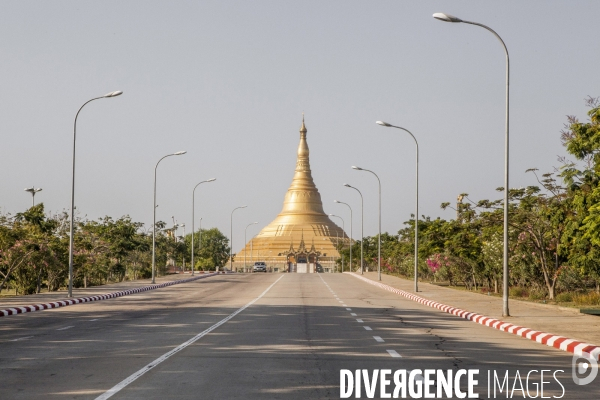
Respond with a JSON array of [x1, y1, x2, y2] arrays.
[[364, 326, 372, 331], [387, 350, 402, 358], [95, 274, 285, 400], [56, 326, 74, 331], [373, 336, 384, 342]]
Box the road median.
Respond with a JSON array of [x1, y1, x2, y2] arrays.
[[0, 272, 223, 318], [348, 272, 600, 361]]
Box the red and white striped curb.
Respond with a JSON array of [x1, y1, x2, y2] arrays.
[[0, 272, 224, 318], [348, 272, 600, 361]]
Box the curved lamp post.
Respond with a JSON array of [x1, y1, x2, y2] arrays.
[[352, 166, 381, 281], [245, 222, 258, 271], [191, 179, 216, 276], [433, 12, 511, 316], [152, 151, 187, 284], [25, 187, 42, 207], [68, 90, 123, 297], [334, 200, 353, 272], [376, 121, 420, 292], [328, 213, 345, 272], [344, 184, 364, 274], [230, 205, 247, 271]]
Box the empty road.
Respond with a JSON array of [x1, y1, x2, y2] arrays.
[[1, 273, 595, 399]]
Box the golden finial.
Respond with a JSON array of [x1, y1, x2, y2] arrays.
[[300, 113, 307, 134]]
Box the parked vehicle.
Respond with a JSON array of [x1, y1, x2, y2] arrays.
[[253, 262, 267, 272]]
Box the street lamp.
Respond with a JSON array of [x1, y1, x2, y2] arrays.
[[68, 90, 123, 298], [344, 184, 364, 274], [245, 222, 258, 272], [352, 166, 382, 281], [250, 233, 257, 266], [24, 187, 42, 207], [181, 223, 186, 272], [230, 205, 247, 271], [376, 121, 420, 292], [334, 200, 353, 272], [433, 12, 511, 317], [152, 151, 187, 284], [191, 179, 216, 276], [328, 213, 345, 273]]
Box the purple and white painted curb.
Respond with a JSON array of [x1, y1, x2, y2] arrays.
[[348, 272, 600, 361], [0, 272, 224, 318]]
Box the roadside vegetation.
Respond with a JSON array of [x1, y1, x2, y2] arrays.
[[337, 97, 600, 308], [0, 207, 230, 296]]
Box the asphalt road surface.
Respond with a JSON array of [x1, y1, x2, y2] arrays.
[[1, 273, 597, 399]]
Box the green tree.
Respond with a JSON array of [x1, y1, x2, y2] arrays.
[[185, 228, 230, 270]]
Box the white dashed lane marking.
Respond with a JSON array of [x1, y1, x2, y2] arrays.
[[364, 326, 372, 331], [56, 326, 74, 331], [10, 336, 34, 342], [350, 313, 357, 316], [346, 308, 352, 311], [387, 350, 402, 358], [373, 336, 384, 342], [356, 319, 364, 323]]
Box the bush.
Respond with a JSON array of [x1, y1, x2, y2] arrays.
[[573, 292, 600, 306], [529, 290, 546, 300], [510, 287, 528, 298], [555, 292, 574, 303]]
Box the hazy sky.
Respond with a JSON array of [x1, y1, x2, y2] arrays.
[[1, 1, 599, 252]]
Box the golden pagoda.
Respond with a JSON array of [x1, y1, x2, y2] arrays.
[[233, 117, 347, 272]]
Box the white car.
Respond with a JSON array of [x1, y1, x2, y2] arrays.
[[253, 262, 267, 272]]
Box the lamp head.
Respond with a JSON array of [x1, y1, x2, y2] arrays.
[[343, 183, 351, 188], [334, 200, 340, 203], [352, 166, 363, 171], [174, 151, 187, 155], [253, 221, 258, 224], [376, 121, 392, 127], [432, 13, 462, 23], [207, 178, 216, 182], [103, 90, 123, 98], [241, 205, 247, 208]]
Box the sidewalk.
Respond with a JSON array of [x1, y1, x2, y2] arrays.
[[0, 272, 215, 310], [359, 272, 600, 348]]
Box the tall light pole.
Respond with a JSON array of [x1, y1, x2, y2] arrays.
[[433, 12, 511, 317], [230, 205, 247, 271], [376, 121, 420, 292], [344, 184, 364, 274], [152, 151, 187, 284], [245, 222, 258, 271], [352, 166, 382, 281], [181, 223, 186, 272], [192, 179, 216, 276], [334, 200, 353, 272], [250, 234, 256, 266], [68, 90, 122, 298], [329, 213, 345, 273], [24, 187, 42, 207]]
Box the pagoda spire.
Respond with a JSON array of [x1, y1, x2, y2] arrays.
[[278, 115, 325, 216]]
